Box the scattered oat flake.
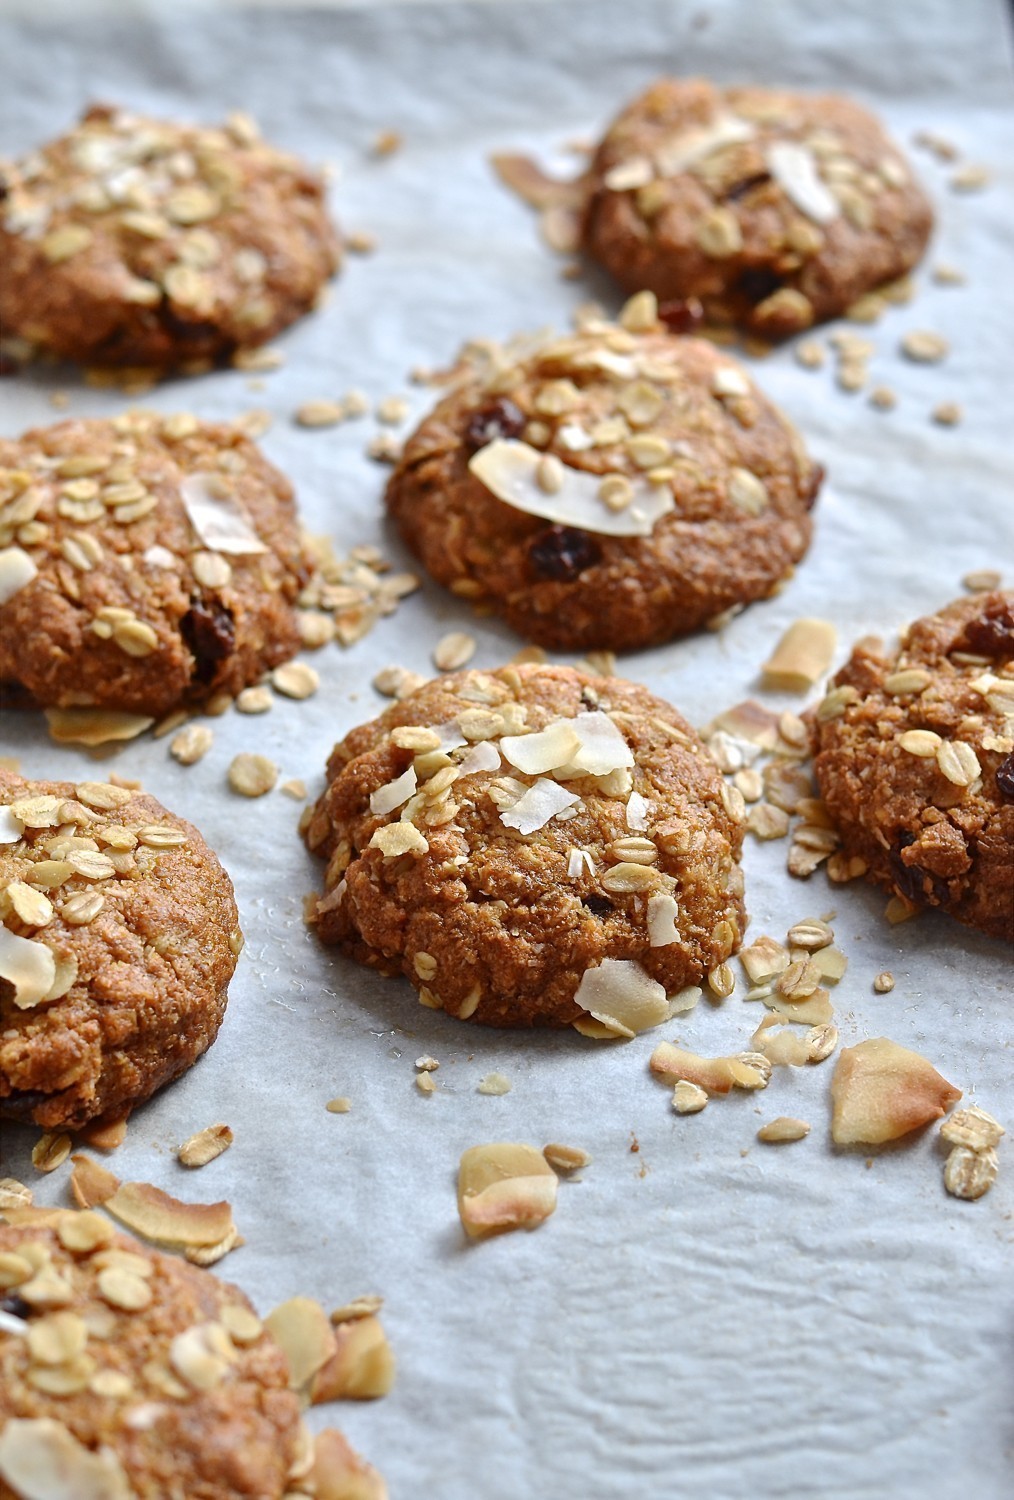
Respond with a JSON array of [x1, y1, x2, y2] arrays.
[[932, 263, 965, 285], [477, 1073, 512, 1096], [433, 632, 476, 672], [962, 569, 1001, 592], [296, 399, 345, 429], [757, 1117, 810, 1143], [869, 386, 897, 411], [901, 330, 949, 363], [326, 1097, 352, 1114], [235, 685, 273, 715], [543, 1144, 591, 1172], [416, 1073, 437, 1095], [672, 1080, 708, 1115], [950, 163, 991, 192], [170, 723, 213, 766], [32, 1133, 72, 1173], [228, 753, 278, 798], [931, 401, 962, 427], [794, 339, 825, 369], [372, 129, 402, 157], [415, 1055, 439, 1072], [376, 396, 409, 426]]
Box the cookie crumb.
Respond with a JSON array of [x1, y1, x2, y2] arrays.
[[281, 778, 308, 800], [414, 1055, 439, 1071], [932, 262, 966, 286], [371, 130, 402, 158], [794, 339, 825, 369], [671, 1080, 708, 1114]]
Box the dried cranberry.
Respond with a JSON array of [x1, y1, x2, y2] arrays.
[[737, 267, 783, 305], [181, 600, 235, 684], [528, 525, 602, 583], [888, 832, 949, 907], [996, 752, 1014, 801], [955, 600, 1014, 659], [0, 176, 8, 204], [802, 461, 825, 511], [463, 397, 526, 454], [0, 350, 19, 377], [658, 297, 704, 335], [725, 172, 772, 201], [0, 1294, 31, 1321]]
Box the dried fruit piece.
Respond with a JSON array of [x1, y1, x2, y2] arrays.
[[457, 1142, 558, 1239], [830, 1038, 961, 1145]]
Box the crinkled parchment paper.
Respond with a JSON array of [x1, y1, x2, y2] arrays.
[[0, 1, 1012, 1495]]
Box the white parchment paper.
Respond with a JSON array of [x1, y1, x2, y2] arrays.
[[0, 2, 1012, 1496]]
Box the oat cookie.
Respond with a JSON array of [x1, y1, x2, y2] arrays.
[[0, 104, 339, 370], [0, 771, 241, 1129], [581, 80, 932, 337], [0, 412, 310, 720], [0, 1214, 303, 1500], [304, 664, 746, 1030], [811, 592, 1014, 942], [387, 306, 821, 652]]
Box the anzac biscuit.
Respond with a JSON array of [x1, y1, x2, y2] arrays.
[[304, 664, 746, 1031]]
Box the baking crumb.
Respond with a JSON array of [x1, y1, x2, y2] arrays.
[[901, 330, 949, 364], [873, 971, 895, 993], [372, 130, 402, 158], [415, 1073, 436, 1095], [794, 339, 825, 369]]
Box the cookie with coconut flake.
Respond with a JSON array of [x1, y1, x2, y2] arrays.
[[304, 663, 746, 1031], [0, 770, 241, 1129], [811, 591, 1014, 943], [0, 103, 339, 370], [580, 79, 932, 337], [387, 305, 821, 651], [0, 412, 310, 721], [0, 1213, 306, 1500]]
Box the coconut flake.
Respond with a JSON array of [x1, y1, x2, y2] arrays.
[[458, 740, 501, 777], [437, 721, 468, 753], [565, 711, 634, 777], [500, 720, 580, 775], [369, 765, 418, 816], [766, 141, 839, 224], [469, 440, 674, 539], [180, 473, 268, 555], [0, 546, 38, 604], [0, 806, 25, 844], [0, 1418, 134, 1500], [142, 544, 176, 568], [603, 156, 655, 191], [499, 779, 580, 835], [573, 958, 670, 1039], [567, 847, 596, 878], [647, 892, 681, 947], [625, 791, 649, 830], [556, 424, 594, 452], [655, 114, 756, 176], [0, 927, 56, 1010]]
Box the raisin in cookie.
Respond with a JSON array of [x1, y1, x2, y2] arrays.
[[811, 592, 1014, 942], [0, 1213, 305, 1500], [0, 104, 339, 370], [0, 412, 310, 721], [387, 300, 821, 652], [581, 80, 932, 337], [304, 664, 746, 1032], [0, 772, 241, 1129]]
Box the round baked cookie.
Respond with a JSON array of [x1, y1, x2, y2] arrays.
[[0, 103, 340, 370], [811, 591, 1014, 943], [0, 1213, 303, 1500], [386, 303, 821, 652], [580, 79, 933, 338], [0, 412, 310, 720], [0, 771, 241, 1129], [304, 663, 746, 1031]]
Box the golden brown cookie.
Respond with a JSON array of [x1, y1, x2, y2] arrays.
[[0, 412, 310, 720], [0, 1214, 303, 1500], [581, 79, 932, 337], [304, 664, 746, 1031], [0, 104, 340, 370], [0, 771, 241, 1129], [810, 592, 1014, 942], [386, 303, 821, 652]]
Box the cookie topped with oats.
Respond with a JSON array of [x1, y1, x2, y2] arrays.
[[0, 770, 241, 1130], [580, 79, 932, 337], [387, 301, 822, 652], [304, 663, 746, 1030], [0, 412, 310, 724], [0, 103, 340, 370], [810, 591, 1014, 943]]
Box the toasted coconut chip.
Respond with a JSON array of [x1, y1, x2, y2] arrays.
[[572, 1016, 624, 1039], [312, 1429, 388, 1500], [469, 439, 674, 537], [369, 766, 418, 816], [489, 152, 585, 209], [543, 1143, 591, 1172], [69, 1156, 119, 1208], [457, 1142, 559, 1239], [766, 141, 839, 223], [0, 927, 56, 1010], [758, 1116, 811, 1143], [655, 113, 756, 174], [178, 1124, 234, 1169], [563, 711, 634, 776], [761, 619, 837, 692], [499, 778, 580, 835], [457, 740, 501, 777], [624, 792, 649, 831], [0, 545, 38, 604], [830, 1038, 962, 1146], [0, 806, 26, 844], [45, 708, 153, 746], [500, 720, 580, 775], [102, 1180, 235, 1248], [574, 958, 669, 1039], [183, 1226, 243, 1266], [567, 847, 595, 878], [751, 1024, 811, 1067], [646, 892, 680, 947], [0, 1417, 133, 1500], [764, 989, 833, 1026], [650, 1042, 738, 1094], [265, 1297, 336, 1394], [311, 1315, 396, 1403], [180, 472, 268, 555]]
